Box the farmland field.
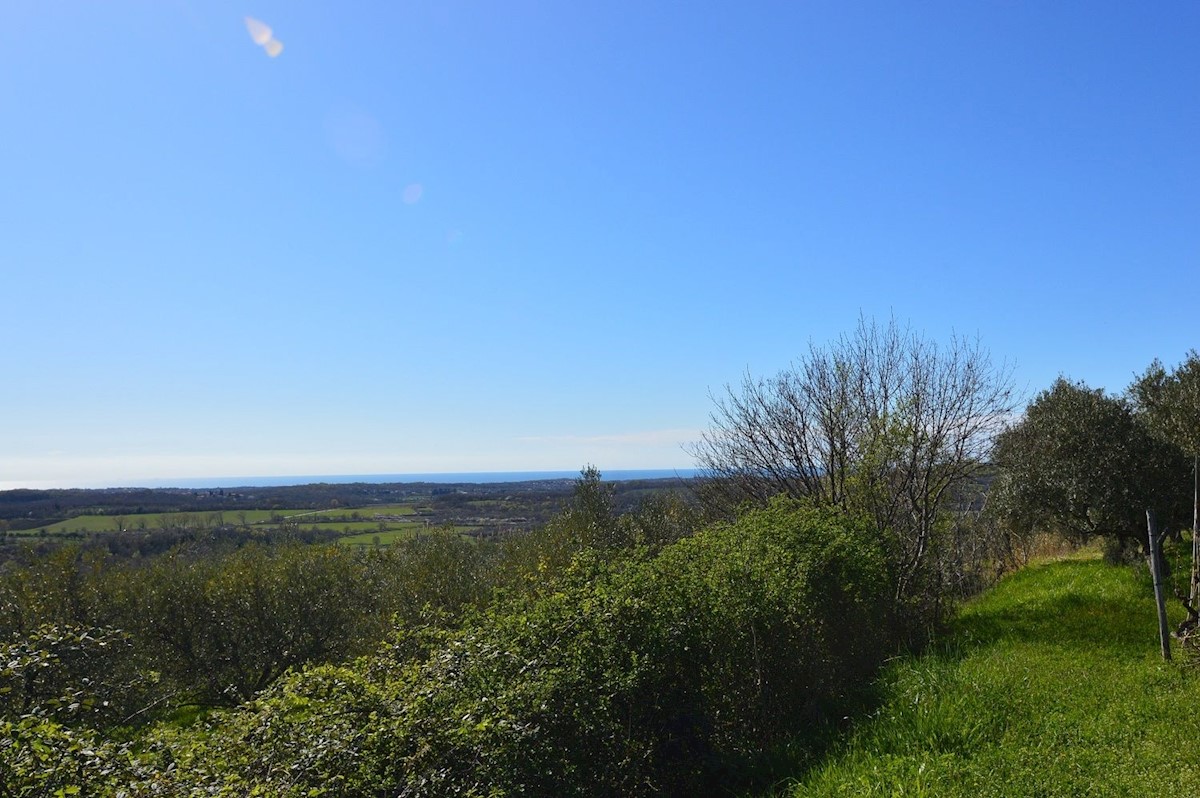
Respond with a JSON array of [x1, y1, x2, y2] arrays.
[[18, 503, 422, 535], [339, 525, 480, 546]]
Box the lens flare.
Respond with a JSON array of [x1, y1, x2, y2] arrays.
[[403, 183, 424, 204], [244, 17, 272, 46], [245, 17, 284, 57]]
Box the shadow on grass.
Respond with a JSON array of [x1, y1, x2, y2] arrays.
[[730, 559, 1165, 795], [718, 682, 890, 797]]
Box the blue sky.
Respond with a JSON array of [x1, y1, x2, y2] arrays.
[[2, 1, 1197, 489]]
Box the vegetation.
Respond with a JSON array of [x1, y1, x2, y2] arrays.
[[5, 324, 1200, 795], [778, 556, 1200, 797], [2, 496, 901, 795], [1132, 352, 1200, 621], [692, 317, 1016, 637], [1133, 351, 1200, 458], [991, 378, 1191, 557], [0, 535, 497, 710], [16, 503, 420, 536]]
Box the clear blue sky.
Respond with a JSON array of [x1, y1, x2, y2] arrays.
[[2, 1, 1197, 489]]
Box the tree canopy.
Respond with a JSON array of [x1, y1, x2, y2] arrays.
[[991, 378, 1190, 553], [1131, 351, 1200, 456], [691, 317, 1015, 601]]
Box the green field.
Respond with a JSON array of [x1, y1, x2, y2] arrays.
[[771, 555, 1200, 797], [319, 521, 423, 534], [339, 525, 480, 547], [289, 503, 419, 519], [19, 502, 421, 535]]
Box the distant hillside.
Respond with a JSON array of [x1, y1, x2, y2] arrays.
[[0, 474, 694, 530]]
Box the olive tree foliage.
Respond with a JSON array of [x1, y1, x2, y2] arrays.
[[1131, 351, 1200, 457], [991, 378, 1190, 556], [690, 317, 1016, 601], [1130, 351, 1200, 614]]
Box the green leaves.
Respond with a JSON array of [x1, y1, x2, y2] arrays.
[[693, 317, 1016, 611], [0, 715, 132, 796], [1131, 351, 1200, 455], [0, 482, 903, 794], [0, 624, 149, 727], [992, 378, 1190, 550], [140, 500, 897, 796], [121, 542, 392, 705]]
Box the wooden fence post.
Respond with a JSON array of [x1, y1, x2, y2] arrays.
[[1190, 455, 1199, 609], [1146, 510, 1172, 661]]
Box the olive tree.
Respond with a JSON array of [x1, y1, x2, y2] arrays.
[[1131, 352, 1200, 602], [690, 317, 1015, 603], [991, 378, 1190, 557]]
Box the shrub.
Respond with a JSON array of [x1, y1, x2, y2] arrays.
[[146, 498, 897, 795], [117, 542, 388, 705], [0, 627, 147, 796], [0, 624, 153, 728], [0, 716, 134, 797], [373, 531, 499, 627]]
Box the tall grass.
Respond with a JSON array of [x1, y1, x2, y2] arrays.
[[775, 556, 1200, 797]]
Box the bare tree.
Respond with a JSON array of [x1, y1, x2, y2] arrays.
[[691, 317, 1015, 600]]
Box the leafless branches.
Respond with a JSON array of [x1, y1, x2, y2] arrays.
[[691, 317, 1016, 600]]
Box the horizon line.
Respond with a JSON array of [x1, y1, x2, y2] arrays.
[[0, 467, 704, 493]]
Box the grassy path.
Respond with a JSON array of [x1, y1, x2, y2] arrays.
[[777, 557, 1200, 797]]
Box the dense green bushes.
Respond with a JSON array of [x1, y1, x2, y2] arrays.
[[0, 532, 502, 793], [115, 543, 389, 704], [1, 482, 912, 795], [496, 466, 699, 585], [126, 499, 896, 795], [0, 533, 498, 712], [0, 625, 152, 726]]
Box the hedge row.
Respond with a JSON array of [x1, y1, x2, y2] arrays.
[[122, 499, 898, 796]]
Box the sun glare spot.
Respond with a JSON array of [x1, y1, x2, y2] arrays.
[[244, 17, 272, 46], [403, 183, 424, 204], [245, 17, 284, 57]]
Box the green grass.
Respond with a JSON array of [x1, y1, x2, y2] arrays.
[[317, 521, 423, 534], [21, 503, 420, 534], [26, 509, 305, 534], [338, 529, 422, 546], [338, 525, 479, 547], [772, 556, 1200, 797], [293, 503, 419, 518]]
